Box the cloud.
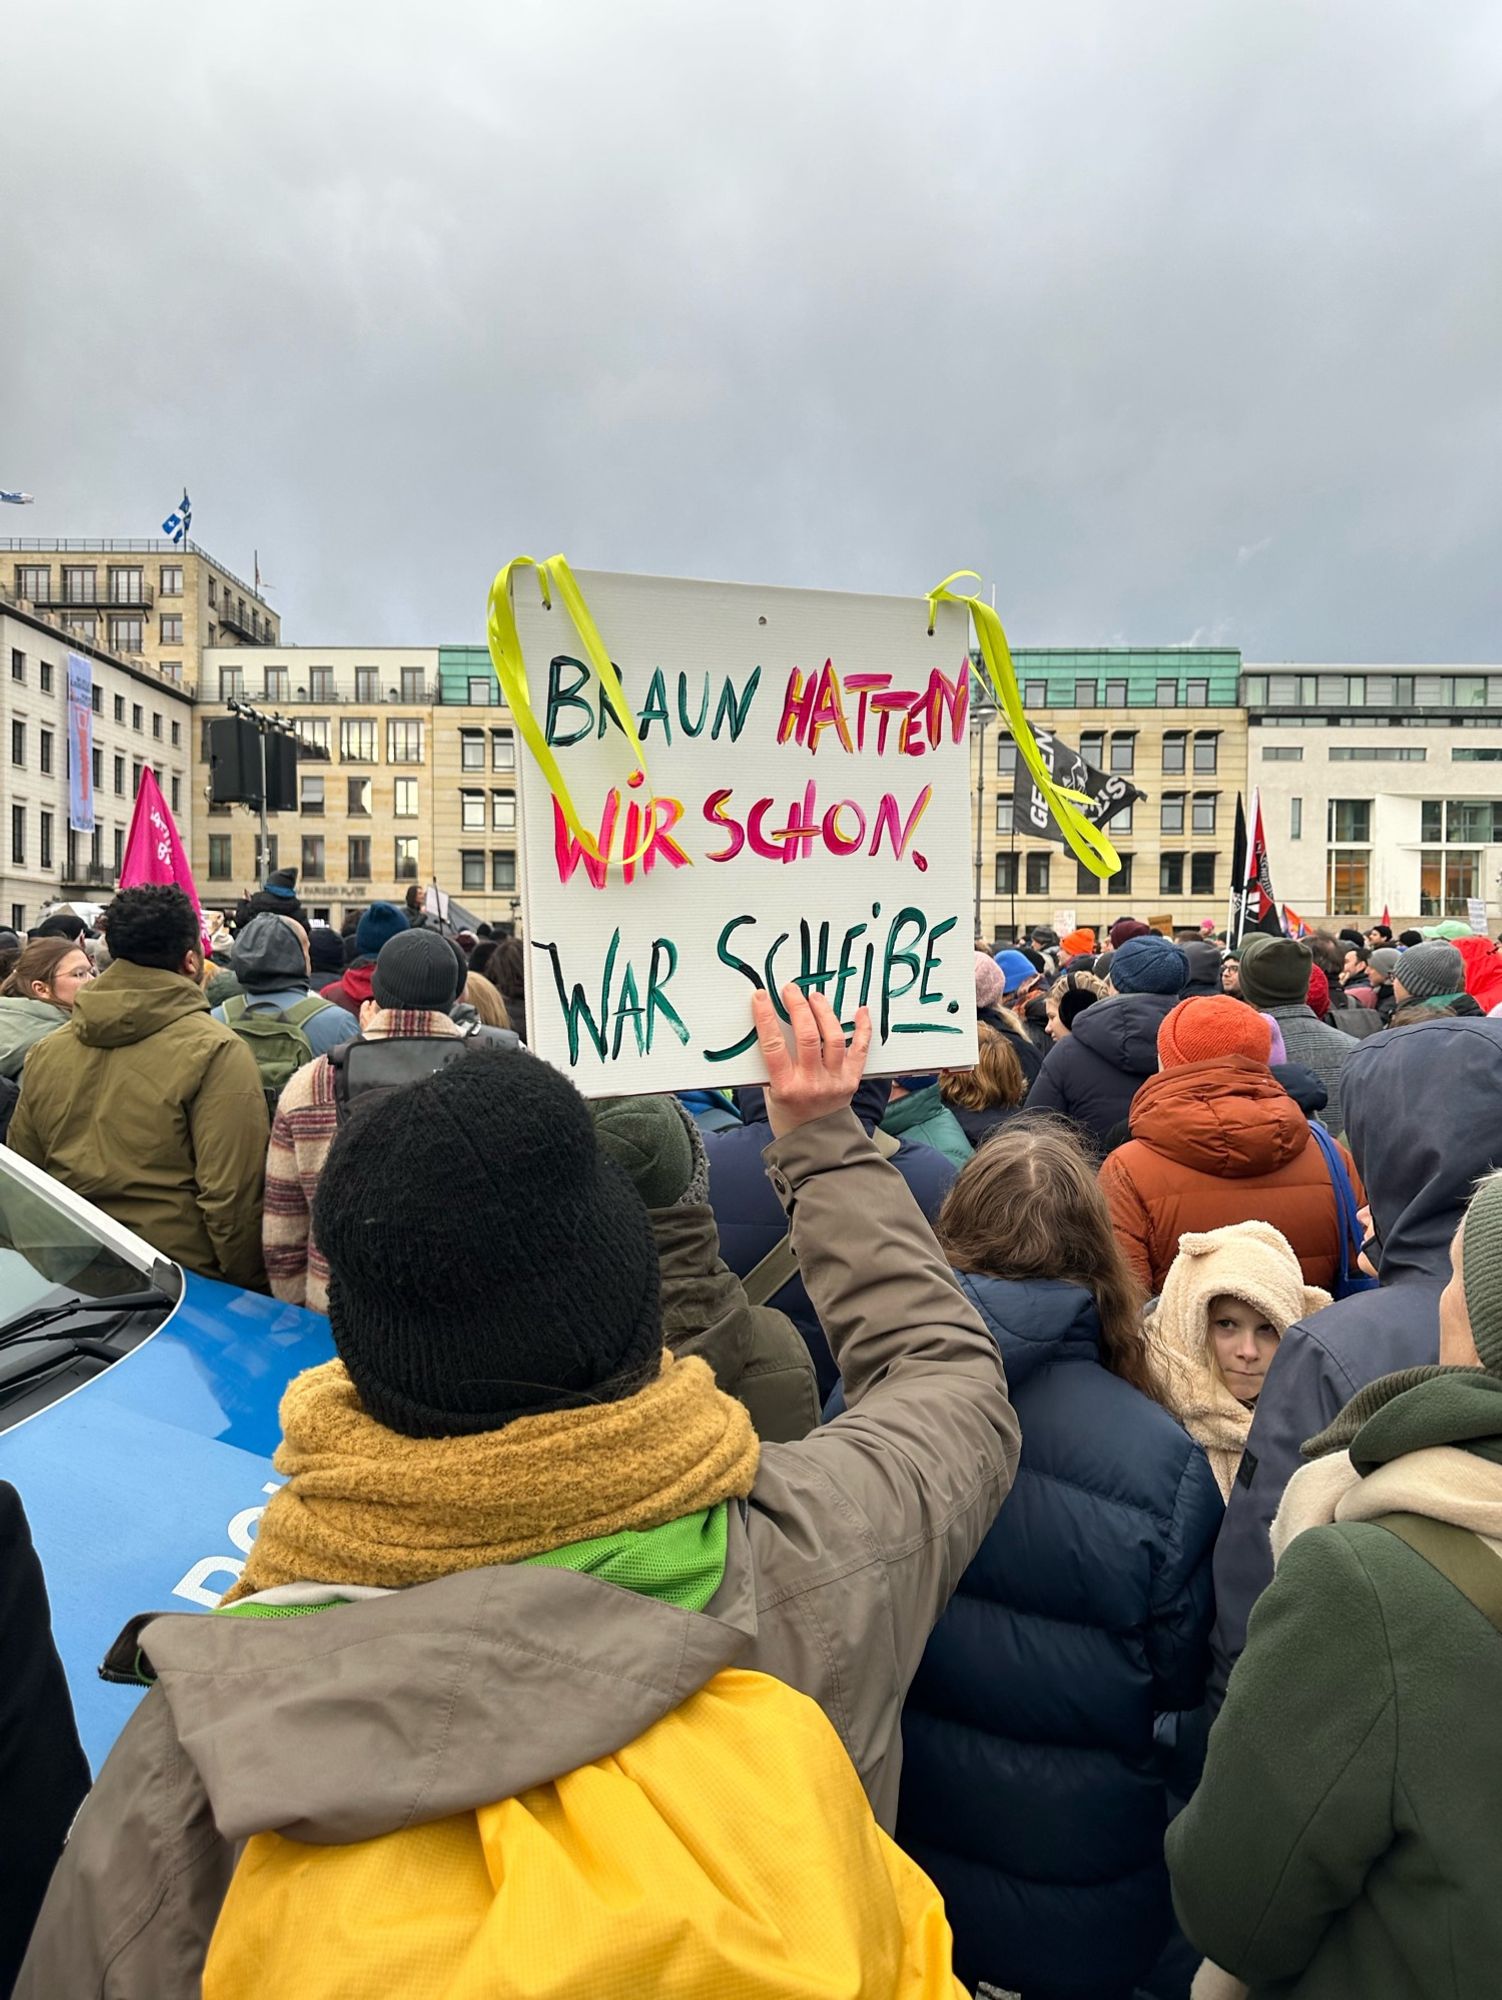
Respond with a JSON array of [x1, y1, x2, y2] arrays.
[[2, 0, 1500, 660]]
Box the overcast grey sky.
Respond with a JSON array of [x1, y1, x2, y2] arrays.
[[3, 2, 1500, 660]]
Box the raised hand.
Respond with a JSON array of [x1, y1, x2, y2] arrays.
[[754, 985, 873, 1138]]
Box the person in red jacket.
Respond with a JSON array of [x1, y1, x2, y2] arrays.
[[1098, 996, 1364, 1295]]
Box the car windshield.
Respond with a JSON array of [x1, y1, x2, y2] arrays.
[[0, 1162, 152, 1332]]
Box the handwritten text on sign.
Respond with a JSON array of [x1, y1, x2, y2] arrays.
[[513, 572, 979, 1093]]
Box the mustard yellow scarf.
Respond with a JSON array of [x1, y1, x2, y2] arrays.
[[225, 1352, 759, 1601]]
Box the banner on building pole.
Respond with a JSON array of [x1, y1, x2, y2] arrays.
[[503, 568, 988, 1094], [66, 653, 95, 835], [1011, 729, 1143, 845]]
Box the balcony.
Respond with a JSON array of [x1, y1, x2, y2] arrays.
[[217, 599, 271, 643], [60, 863, 117, 891], [106, 582, 154, 610]]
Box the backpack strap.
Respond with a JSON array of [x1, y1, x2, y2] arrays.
[[740, 1233, 800, 1309], [278, 994, 330, 1031], [1372, 1512, 1502, 1640]]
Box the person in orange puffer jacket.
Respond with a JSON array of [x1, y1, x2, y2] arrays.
[[1098, 996, 1364, 1296]]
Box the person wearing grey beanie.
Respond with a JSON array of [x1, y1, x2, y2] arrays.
[[1391, 939, 1466, 1011], [1368, 944, 1402, 1024], [1237, 933, 1355, 1133]]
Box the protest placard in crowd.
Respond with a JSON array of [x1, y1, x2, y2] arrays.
[[499, 566, 983, 1093]]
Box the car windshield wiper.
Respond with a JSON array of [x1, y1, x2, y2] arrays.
[[0, 1287, 176, 1350]]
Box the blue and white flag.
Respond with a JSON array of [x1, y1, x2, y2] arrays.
[[161, 488, 192, 545], [0, 490, 33, 505]]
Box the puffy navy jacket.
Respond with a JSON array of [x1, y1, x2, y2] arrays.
[[1024, 991, 1178, 1156], [898, 1274, 1221, 1999], [706, 1078, 955, 1397]]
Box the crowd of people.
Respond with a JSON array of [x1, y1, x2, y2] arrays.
[[2, 874, 1502, 1997]]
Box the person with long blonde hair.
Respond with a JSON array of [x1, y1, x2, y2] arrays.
[[895, 1115, 1222, 1999]]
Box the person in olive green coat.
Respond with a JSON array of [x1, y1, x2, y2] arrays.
[[1167, 1169, 1502, 2000], [7, 885, 269, 1291]]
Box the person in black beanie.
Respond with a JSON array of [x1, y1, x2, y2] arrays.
[[24, 988, 1021, 1997]]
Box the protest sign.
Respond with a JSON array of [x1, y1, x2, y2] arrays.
[[501, 568, 985, 1093]]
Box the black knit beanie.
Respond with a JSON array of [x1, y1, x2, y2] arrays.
[[311, 1047, 661, 1435]]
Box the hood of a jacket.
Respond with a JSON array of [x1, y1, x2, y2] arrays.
[[1349, 1368, 1502, 1477], [952, 1272, 1101, 1391], [233, 912, 310, 995], [1178, 941, 1224, 999], [1128, 1055, 1309, 1177], [1271, 1059, 1326, 1115], [1343, 1016, 1502, 1284], [70, 960, 210, 1049], [1066, 990, 1178, 1076], [121, 1512, 765, 1846], [336, 958, 377, 1009], [0, 994, 68, 1065]]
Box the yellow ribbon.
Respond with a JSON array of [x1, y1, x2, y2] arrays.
[[486, 554, 654, 866], [927, 570, 1120, 880]]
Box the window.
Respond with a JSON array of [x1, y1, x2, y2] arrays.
[[347, 777, 372, 816], [394, 837, 419, 881], [8, 906, 20, 933], [39, 812, 52, 872], [131, 704, 142, 733], [1074, 679, 1097, 708], [1261, 745, 1304, 761], [1080, 731, 1105, 767], [348, 836, 372, 881], [9, 649, 23, 682], [1025, 851, 1050, 895], [1075, 858, 1102, 897], [39, 662, 52, 694], [996, 734, 1018, 777], [1420, 850, 1481, 918], [264, 666, 288, 701], [492, 791, 516, 831], [1105, 678, 1128, 707], [1109, 732, 1135, 773], [151, 711, 162, 740], [491, 729, 515, 771], [1160, 792, 1185, 834], [219, 666, 245, 702], [1024, 679, 1047, 706], [1109, 800, 1133, 834], [9, 720, 23, 767], [254, 835, 280, 876], [400, 667, 425, 704], [491, 849, 517, 892], [1328, 744, 1426, 761], [995, 798, 1013, 833], [1329, 852, 1372, 912], [1328, 799, 1371, 843], [1290, 797, 1303, 840], [310, 668, 337, 703], [1107, 852, 1135, 894], [208, 835, 233, 880], [39, 728, 52, 775], [294, 717, 330, 756], [1156, 679, 1178, 707], [131, 758, 143, 795], [91, 684, 103, 715], [1454, 748, 1502, 762], [461, 789, 485, 831], [1446, 801, 1502, 843], [393, 778, 419, 818], [995, 853, 1017, 894], [1191, 792, 1218, 834], [10, 805, 23, 866], [468, 677, 494, 706], [1160, 852, 1184, 896], [160, 614, 183, 646], [340, 719, 377, 762], [170, 719, 180, 748], [62, 567, 96, 605], [109, 616, 143, 654], [92, 745, 103, 790], [160, 565, 182, 596], [461, 850, 485, 891], [386, 720, 424, 764], [460, 729, 485, 771], [1161, 732, 1186, 774], [17, 567, 48, 600], [355, 667, 379, 703], [63, 615, 96, 642], [1191, 853, 1217, 896], [301, 836, 326, 880], [108, 567, 144, 605], [1192, 732, 1219, 774], [113, 755, 125, 795], [207, 578, 217, 606], [300, 774, 324, 815], [171, 776, 181, 816], [1186, 679, 1209, 707], [113, 694, 125, 723]]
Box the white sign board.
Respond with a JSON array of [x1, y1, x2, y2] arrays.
[[512, 570, 980, 1095], [1469, 897, 1487, 934]]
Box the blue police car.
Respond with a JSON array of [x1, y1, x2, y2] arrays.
[[0, 1145, 332, 1770]]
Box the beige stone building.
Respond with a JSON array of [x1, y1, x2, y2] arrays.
[[196, 646, 520, 928], [1, 537, 278, 693], [971, 648, 1249, 943]]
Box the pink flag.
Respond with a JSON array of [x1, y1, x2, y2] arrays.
[[119, 768, 211, 945]]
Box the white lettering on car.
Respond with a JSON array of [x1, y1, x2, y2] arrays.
[[170, 1481, 282, 1608]]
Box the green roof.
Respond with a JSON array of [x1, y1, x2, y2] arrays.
[[997, 647, 1242, 709]]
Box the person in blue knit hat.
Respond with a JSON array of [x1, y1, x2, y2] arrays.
[[319, 902, 409, 1017], [1025, 933, 1188, 1156]]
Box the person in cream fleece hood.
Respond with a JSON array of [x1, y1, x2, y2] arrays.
[[1167, 1170, 1502, 2000]]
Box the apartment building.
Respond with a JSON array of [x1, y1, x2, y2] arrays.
[[1246, 664, 1502, 927], [975, 648, 1248, 943], [196, 646, 520, 927], [1, 537, 278, 693], [0, 603, 194, 932]]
